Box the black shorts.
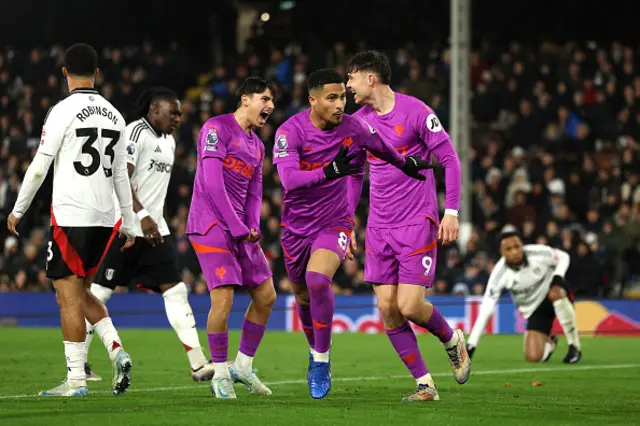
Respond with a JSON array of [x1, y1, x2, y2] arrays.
[[526, 281, 572, 335], [47, 226, 116, 280], [94, 233, 181, 292]]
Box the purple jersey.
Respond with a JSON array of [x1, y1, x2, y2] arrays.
[[354, 93, 461, 228], [274, 109, 404, 236], [186, 113, 264, 235]]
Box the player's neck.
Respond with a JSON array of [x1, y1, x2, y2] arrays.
[[233, 110, 253, 135], [369, 86, 395, 115], [67, 77, 95, 93], [144, 115, 164, 136], [309, 108, 337, 131]]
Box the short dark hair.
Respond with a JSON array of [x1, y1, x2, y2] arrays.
[[346, 51, 392, 84], [499, 231, 522, 244], [135, 87, 178, 119], [64, 43, 98, 77], [236, 77, 279, 106], [306, 69, 344, 93]]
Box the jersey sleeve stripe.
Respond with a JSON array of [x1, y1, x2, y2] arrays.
[[130, 122, 148, 143]]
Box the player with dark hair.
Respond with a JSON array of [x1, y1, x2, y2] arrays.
[[273, 68, 432, 399], [84, 87, 216, 383], [187, 77, 278, 399], [346, 50, 469, 402], [467, 232, 581, 364], [7, 43, 136, 397]]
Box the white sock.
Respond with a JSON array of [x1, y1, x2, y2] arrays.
[[213, 362, 230, 379], [553, 298, 581, 350], [541, 338, 556, 362], [91, 283, 114, 303], [416, 372, 434, 386], [443, 330, 459, 349], [313, 350, 330, 363], [64, 341, 87, 385], [163, 283, 208, 369], [234, 351, 253, 373], [94, 317, 123, 362], [84, 319, 95, 361]]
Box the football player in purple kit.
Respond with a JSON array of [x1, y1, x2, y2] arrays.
[[186, 77, 277, 399], [346, 51, 471, 402], [273, 69, 433, 399]]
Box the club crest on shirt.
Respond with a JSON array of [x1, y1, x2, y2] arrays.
[[205, 128, 218, 152], [426, 114, 443, 132], [274, 134, 288, 158]]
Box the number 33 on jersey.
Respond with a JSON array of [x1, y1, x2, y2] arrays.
[[40, 88, 127, 227]]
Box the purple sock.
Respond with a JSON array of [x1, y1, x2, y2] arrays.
[[296, 303, 315, 350], [422, 306, 454, 343], [238, 318, 266, 357], [386, 322, 429, 379], [306, 271, 334, 354], [207, 332, 228, 363]]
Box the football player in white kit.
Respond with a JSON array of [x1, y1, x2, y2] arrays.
[[84, 87, 216, 382], [467, 232, 582, 364], [7, 43, 137, 397]]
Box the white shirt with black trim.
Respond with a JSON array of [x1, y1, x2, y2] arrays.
[[113, 118, 175, 237], [468, 244, 570, 347], [12, 88, 132, 227]]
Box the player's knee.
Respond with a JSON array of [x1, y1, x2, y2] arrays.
[[257, 284, 277, 309], [377, 298, 401, 321], [525, 351, 543, 363], [293, 285, 311, 306], [548, 286, 566, 302], [397, 299, 421, 322]]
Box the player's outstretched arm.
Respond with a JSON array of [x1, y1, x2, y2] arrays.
[[202, 157, 250, 240], [467, 259, 506, 357], [357, 119, 432, 181], [244, 146, 264, 242]]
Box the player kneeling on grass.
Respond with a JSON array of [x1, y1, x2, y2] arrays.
[[186, 77, 278, 399], [84, 88, 216, 383], [467, 232, 582, 364]]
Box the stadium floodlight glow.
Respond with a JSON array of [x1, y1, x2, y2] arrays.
[[261, 13, 270, 22], [279, 1, 295, 10]]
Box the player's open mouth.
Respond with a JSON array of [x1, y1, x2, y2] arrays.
[[259, 111, 271, 121]]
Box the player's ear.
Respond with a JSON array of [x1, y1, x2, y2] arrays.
[[94, 68, 100, 79], [367, 73, 375, 86], [62, 67, 68, 78]]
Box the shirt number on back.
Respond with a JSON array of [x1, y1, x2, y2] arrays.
[[422, 255, 433, 276], [338, 232, 349, 251], [74, 128, 120, 177]]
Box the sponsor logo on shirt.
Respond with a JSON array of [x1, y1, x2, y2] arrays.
[[148, 159, 173, 173], [223, 156, 255, 178], [426, 114, 443, 132], [300, 160, 330, 171], [274, 134, 288, 158]]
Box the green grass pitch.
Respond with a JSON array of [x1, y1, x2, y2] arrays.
[[1, 329, 639, 425]]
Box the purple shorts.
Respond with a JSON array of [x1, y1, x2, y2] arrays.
[[189, 225, 271, 291], [281, 225, 352, 285], [364, 217, 438, 286]]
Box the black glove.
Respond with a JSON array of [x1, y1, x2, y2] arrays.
[[551, 275, 566, 289], [400, 155, 435, 181], [466, 344, 476, 359], [323, 145, 360, 180]]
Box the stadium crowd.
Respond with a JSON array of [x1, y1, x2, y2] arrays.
[[1, 39, 639, 298]]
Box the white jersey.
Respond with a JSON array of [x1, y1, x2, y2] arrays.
[[468, 244, 570, 347], [113, 118, 175, 237], [39, 88, 127, 227]]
